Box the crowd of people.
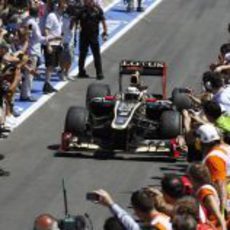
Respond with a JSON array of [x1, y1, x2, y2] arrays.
[[0, 0, 146, 136], [1, 0, 230, 229], [32, 25, 230, 230], [0, 0, 109, 137]]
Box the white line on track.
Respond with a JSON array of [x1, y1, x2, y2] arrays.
[[15, 0, 164, 128]]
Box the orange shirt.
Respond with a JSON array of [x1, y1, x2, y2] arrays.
[[205, 156, 227, 182], [203, 146, 228, 182], [197, 186, 217, 204], [196, 185, 220, 226], [150, 212, 172, 230]]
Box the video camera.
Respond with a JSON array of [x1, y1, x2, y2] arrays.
[[58, 179, 93, 230], [0, 63, 17, 81], [59, 215, 87, 230]]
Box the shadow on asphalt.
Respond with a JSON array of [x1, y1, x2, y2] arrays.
[[48, 144, 60, 151], [47, 144, 182, 163], [54, 154, 178, 163], [111, 8, 128, 13], [151, 176, 163, 181], [160, 163, 187, 175]]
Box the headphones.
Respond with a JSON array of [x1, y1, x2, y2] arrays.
[[203, 80, 213, 92], [202, 72, 225, 92]]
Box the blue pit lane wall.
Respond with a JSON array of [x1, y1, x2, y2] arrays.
[[14, 0, 162, 123]]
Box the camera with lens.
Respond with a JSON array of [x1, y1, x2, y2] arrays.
[[1, 63, 17, 79], [3, 26, 18, 44], [0, 79, 10, 97], [57, 180, 93, 230]]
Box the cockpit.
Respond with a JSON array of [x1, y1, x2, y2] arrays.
[[124, 86, 141, 101]]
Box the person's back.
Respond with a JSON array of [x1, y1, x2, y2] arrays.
[[172, 214, 217, 230], [202, 100, 230, 133], [216, 115, 230, 133], [172, 214, 197, 230], [161, 175, 185, 205], [131, 190, 172, 230]]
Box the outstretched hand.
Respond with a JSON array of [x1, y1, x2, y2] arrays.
[[90, 189, 114, 207]]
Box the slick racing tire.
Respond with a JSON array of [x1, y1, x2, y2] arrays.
[[172, 88, 192, 111], [160, 110, 181, 139], [64, 106, 88, 136], [86, 83, 111, 109]]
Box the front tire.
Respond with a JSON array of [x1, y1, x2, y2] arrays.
[[86, 83, 111, 109], [64, 106, 88, 137]]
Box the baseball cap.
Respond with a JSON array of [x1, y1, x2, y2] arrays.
[[196, 124, 221, 143]]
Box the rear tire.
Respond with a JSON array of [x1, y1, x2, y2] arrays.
[[172, 88, 192, 111], [64, 106, 87, 136], [160, 110, 181, 139]]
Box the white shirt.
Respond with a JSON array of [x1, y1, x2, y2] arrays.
[[62, 14, 74, 45], [213, 85, 230, 114], [45, 11, 63, 46], [111, 204, 172, 230], [26, 17, 47, 56]]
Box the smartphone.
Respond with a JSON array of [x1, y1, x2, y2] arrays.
[[86, 192, 100, 202]]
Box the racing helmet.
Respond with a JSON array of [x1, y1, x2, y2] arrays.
[[130, 71, 140, 86], [196, 124, 221, 143], [34, 213, 60, 230], [124, 86, 140, 100]]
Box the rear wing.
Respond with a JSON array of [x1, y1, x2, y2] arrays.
[[119, 60, 167, 99]]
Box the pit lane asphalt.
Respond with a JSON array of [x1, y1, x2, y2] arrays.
[[1, 0, 230, 229]]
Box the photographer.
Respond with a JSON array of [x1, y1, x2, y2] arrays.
[[86, 189, 140, 230], [9, 26, 38, 102], [0, 43, 18, 126], [0, 39, 31, 127], [0, 73, 10, 135], [86, 189, 172, 230], [0, 62, 22, 128]]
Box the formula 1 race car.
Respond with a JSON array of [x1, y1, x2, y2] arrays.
[[60, 60, 192, 158]]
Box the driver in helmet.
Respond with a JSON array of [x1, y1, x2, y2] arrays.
[[123, 71, 147, 101], [129, 71, 147, 91], [124, 86, 141, 101], [34, 213, 60, 230]]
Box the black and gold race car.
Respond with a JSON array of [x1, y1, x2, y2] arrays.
[[60, 60, 191, 158]]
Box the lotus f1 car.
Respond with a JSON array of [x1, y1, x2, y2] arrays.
[[60, 60, 192, 158]]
